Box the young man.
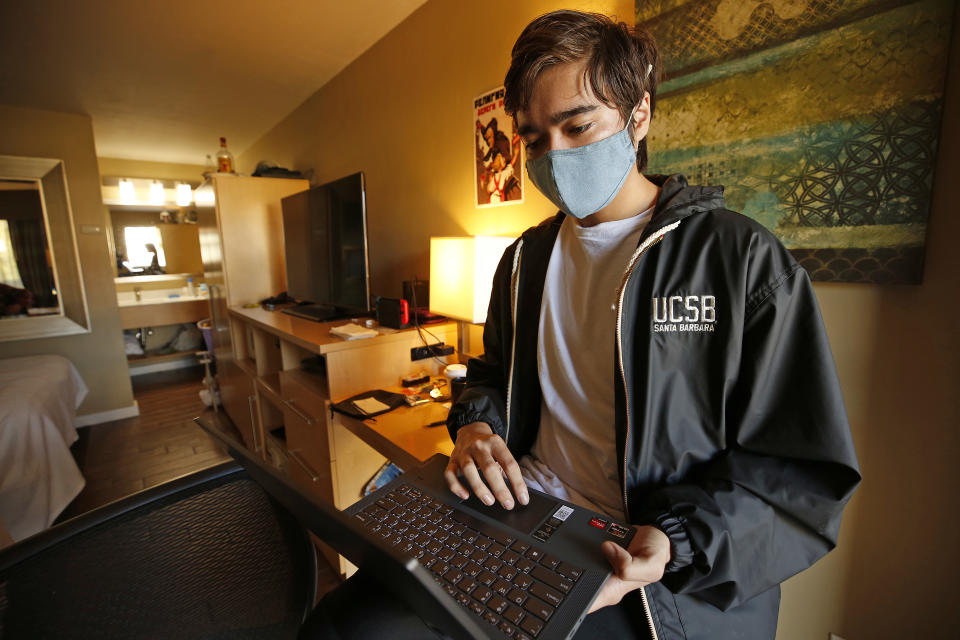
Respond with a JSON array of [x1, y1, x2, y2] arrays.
[[304, 10, 859, 639], [444, 9, 860, 639]]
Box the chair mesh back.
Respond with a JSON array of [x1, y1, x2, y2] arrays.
[[0, 473, 315, 639]]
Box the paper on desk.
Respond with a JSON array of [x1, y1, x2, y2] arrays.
[[330, 323, 378, 340], [352, 397, 391, 415]]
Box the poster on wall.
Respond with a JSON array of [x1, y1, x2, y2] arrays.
[[474, 86, 524, 208], [638, 0, 956, 284]]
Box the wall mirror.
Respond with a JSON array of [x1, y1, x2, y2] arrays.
[[101, 177, 203, 281], [0, 155, 89, 341]]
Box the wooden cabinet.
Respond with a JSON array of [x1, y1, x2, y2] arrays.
[[225, 306, 458, 577], [195, 174, 309, 364]]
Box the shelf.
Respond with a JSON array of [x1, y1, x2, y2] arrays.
[[282, 367, 328, 399], [236, 358, 256, 377], [257, 372, 284, 408], [127, 351, 198, 365]]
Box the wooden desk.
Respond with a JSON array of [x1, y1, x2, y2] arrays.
[[336, 401, 454, 471], [221, 306, 458, 576]]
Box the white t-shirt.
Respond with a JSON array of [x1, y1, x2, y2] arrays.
[[520, 207, 653, 520]]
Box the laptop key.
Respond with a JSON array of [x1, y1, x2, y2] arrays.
[[556, 562, 583, 580], [484, 557, 503, 573], [376, 497, 398, 511], [522, 595, 554, 622], [503, 604, 525, 625], [498, 564, 518, 581], [469, 601, 484, 616], [510, 540, 530, 554], [525, 547, 544, 562], [489, 530, 516, 547], [488, 595, 510, 615], [488, 542, 506, 557], [540, 554, 561, 571], [498, 621, 517, 636], [463, 561, 483, 577], [519, 615, 544, 637], [501, 550, 520, 565], [478, 570, 498, 586], [472, 585, 493, 603], [483, 611, 500, 626], [458, 577, 478, 594], [515, 558, 535, 573], [506, 587, 527, 605], [513, 573, 533, 590], [443, 568, 463, 584], [529, 581, 562, 607], [530, 566, 573, 594], [493, 578, 512, 596]]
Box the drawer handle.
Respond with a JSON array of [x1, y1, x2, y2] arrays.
[[247, 395, 261, 452], [289, 450, 321, 482], [284, 398, 317, 425]]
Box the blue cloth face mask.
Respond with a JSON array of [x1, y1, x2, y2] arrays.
[[525, 115, 637, 219]]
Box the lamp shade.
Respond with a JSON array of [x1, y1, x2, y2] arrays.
[[429, 236, 515, 324]]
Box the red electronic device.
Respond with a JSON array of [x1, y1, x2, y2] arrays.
[[376, 297, 409, 329]]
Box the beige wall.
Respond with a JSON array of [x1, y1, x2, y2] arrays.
[[239, 1, 959, 637], [97, 157, 207, 184], [0, 104, 134, 417], [784, 10, 960, 638], [239, 0, 629, 298]]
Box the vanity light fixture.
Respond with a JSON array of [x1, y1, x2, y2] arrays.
[[149, 180, 166, 205], [118, 178, 136, 203], [176, 183, 193, 206]]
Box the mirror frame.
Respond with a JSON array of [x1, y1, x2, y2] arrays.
[[0, 155, 90, 341]]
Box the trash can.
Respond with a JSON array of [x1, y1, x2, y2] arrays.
[[197, 318, 214, 355]]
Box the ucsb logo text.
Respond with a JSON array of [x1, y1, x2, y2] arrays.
[[652, 295, 716, 333]]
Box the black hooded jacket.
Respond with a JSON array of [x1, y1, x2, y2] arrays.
[[447, 174, 861, 639]]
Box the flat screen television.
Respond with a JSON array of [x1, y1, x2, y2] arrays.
[[280, 172, 371, 322]]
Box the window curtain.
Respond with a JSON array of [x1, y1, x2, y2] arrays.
[[8, 219, 57, 307]]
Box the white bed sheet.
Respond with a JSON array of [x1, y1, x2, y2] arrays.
[[0, 355, 87, 542]]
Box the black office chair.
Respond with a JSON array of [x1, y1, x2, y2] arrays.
[[0, 462, 317, 639]]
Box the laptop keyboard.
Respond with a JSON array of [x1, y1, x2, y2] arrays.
[[352, 483, 584, 638]]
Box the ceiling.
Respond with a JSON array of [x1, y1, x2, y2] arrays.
[[0, 0, 428, 166]]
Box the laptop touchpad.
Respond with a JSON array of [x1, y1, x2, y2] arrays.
[[460, 490, 557, 536]]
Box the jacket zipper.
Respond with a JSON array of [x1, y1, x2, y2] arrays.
[[615, 220, 681, 640], [504, 238, 523, 442]]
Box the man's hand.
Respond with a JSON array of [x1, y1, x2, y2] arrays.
[[443, 422, 529, 510], [588, 525, 671, 613]]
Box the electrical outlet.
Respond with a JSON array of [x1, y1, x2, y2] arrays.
[[410, 343, 455, 361]]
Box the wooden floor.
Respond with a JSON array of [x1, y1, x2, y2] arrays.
[[61, 366, 232, 519], [60, 365, 340, 599]]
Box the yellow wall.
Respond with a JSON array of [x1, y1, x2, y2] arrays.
[[0, 104, 134, 417], [239, 1, 958, 638]]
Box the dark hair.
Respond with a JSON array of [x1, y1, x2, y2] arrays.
[[503, 10, 661, 173]]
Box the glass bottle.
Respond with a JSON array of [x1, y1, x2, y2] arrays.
[[216, 137, 234, 174]]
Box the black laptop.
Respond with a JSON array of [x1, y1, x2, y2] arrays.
[[195, 417, 636, 640]]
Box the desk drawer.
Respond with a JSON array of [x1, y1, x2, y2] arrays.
[[279, 369, 333, 470]]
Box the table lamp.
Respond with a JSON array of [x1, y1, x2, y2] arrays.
[[429, 236, 515, 357]]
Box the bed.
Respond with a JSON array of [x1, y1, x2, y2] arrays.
[[0, 355, 87, 543]]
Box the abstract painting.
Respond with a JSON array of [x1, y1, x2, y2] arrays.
[[638, 0, 956, 283]]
